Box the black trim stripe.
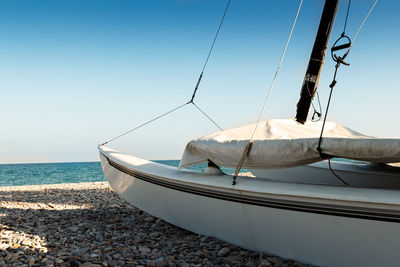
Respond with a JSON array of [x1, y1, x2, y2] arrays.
[[101, 152, 400, 223]]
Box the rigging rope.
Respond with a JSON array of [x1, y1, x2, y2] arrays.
[[313, 0, 352, 122], [328, 157, 349, 185], [350, 0, 378, 48], [313, 0, 379, 123], [100, 0, 231, 146], [249, 0, 303, 142], [100, 102, 190, 146], [330, 0, 378, 65], [317, 62, 339, 157], [318, 0, 379, 152], [232, 0, 303, 185], [191, 102, 223, 131], [342, 0, 351, 35], [190, 0, 232, 102], [317, 0, 378, 185]]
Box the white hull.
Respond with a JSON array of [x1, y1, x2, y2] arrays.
[[99, 146, 400, 267]]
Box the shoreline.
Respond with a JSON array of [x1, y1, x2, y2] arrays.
[[0, 182, 311, 267]]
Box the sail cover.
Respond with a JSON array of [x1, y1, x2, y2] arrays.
[[179, 119, 400, 169]]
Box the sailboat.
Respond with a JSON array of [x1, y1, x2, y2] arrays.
[[98, 1, 400, 266]]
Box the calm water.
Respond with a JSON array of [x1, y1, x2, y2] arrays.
[[0, 160, 176, 187], [0, 160, 241, 187], [3, 158, 358, 187], [0, 158, 356, 187]]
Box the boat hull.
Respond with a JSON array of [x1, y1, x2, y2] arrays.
[[99, 146, 400, 267]]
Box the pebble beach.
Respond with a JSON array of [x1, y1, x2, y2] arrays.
[[0, 182, 311, 267]]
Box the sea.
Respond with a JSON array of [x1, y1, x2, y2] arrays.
[[0, 159, 357, 187], [0, 160, 185, 187]]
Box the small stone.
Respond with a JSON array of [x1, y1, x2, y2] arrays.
[[200, 236, 209, 243], [145, 216, 155, 223], [21, 239, 31, 246], [112, 253, 121, 259], [139, 246, 151, 254], [27, 257, 36, 265], [69, 226, 79, 232], [217, 247, 230, 257], [0, 244, 9, 250], [224, 255, 243, 263], [39, 247, 48, 253], [105, 255, 112, 262], [55, 258, 64, 264], [90, 253, 100, 258], [71, 249, 82, 256], [96, 234, 104, 241]]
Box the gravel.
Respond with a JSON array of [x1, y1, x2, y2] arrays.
[[0, 182, 315, 267]]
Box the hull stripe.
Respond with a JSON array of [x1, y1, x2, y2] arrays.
[[101, 153, 400, 223]]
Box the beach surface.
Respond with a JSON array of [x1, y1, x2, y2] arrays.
[[0, 182, 310, 267]]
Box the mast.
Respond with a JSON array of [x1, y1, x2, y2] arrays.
[[295, 0, 340, 124]]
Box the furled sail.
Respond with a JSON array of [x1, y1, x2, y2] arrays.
[[179, 119, 400, 169]]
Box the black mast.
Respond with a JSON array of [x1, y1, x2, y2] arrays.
[[295, 0, 340, 124]]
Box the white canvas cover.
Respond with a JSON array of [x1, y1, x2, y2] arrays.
[[179, 119, 400, 169]]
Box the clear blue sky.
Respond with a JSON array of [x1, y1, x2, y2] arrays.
[[1, 0, 399, 163]]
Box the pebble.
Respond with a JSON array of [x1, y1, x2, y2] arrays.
[[218, 247, 231, 257], [69, 226, 79, 232], [27, 257, 35, 265], [139, 246, 151, 254], [224, 255, 243, 263], [0, 182, 314, 267]]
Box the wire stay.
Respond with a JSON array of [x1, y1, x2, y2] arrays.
[[100, 102, 190, 146], [100, 1, 231, 145], [190, 0, 232, 102], [316, 0, 378, 186], [318, 0, 379, 153], [232, 0, 303, 185], [191, 102, 223, 131]]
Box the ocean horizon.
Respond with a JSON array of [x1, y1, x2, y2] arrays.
[[0, 158, 358, 187], [0, 160, 182, 187]]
